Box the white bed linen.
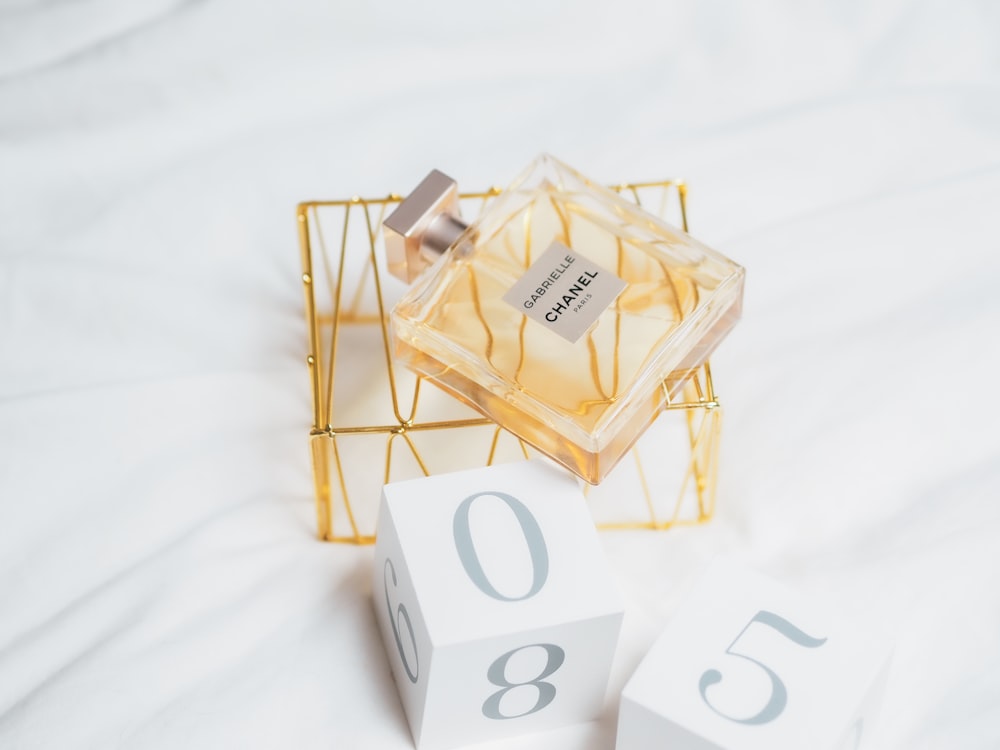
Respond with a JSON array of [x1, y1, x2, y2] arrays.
[[1, 1, 999, 747]]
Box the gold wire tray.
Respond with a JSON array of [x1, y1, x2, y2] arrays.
[[297, 178, 722, 543]]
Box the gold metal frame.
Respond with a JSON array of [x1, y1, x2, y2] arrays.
[[297, 179, 722, 543]]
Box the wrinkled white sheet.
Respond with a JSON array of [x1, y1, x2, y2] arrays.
[[2, 1, 999, 748]]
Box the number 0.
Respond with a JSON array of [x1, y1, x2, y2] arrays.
[[453, 491, 549, 601]]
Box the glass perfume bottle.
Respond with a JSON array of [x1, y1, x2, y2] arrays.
[[383, 155, 744, 484]]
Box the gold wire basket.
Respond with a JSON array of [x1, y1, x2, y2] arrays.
[[296, 178, 722, 543]]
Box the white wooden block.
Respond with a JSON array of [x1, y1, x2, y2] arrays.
[[372, 460, 624, 750], [617, 561, 892, 750]]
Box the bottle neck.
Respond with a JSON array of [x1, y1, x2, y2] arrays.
[[420, 212, 469, 263]]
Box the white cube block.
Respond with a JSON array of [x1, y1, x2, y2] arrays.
[[372, 460, 624, 750], [617, 561, 891, 750]]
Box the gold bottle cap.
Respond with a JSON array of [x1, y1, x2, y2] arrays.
[[384, 169, 469, 284]]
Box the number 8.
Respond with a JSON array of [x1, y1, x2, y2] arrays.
[[482, 644, 565, 720]]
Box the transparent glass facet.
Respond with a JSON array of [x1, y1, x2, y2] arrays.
[[391, 155, 744, 484]]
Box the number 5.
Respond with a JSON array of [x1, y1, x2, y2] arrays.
[[698, 610, 826, 725]]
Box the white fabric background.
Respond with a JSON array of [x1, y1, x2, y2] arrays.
[[1, 1, 999, 748]]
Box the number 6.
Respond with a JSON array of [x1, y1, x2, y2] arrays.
[[384, 558, 419, 684]]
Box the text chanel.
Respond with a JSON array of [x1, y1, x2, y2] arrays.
[[545, 272, 599, 322]]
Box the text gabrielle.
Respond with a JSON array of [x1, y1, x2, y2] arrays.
[[522, 255, 576, 309]]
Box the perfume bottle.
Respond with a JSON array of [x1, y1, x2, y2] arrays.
[[383, 155, 744, 484]]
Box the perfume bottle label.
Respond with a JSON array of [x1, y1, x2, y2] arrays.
[[502, 241, 627, 344]]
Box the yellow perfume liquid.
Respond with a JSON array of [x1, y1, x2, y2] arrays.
[[388, 156, 744, 484]]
